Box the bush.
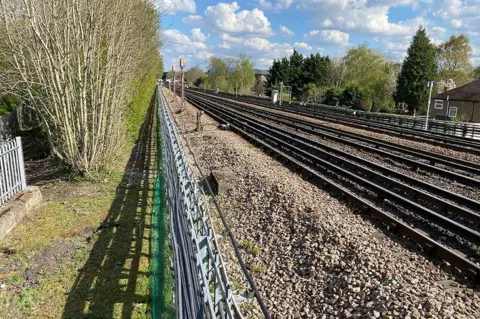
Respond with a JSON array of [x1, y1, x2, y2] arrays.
[[1, 0, 162, 176], [340, 84, 373, 111], [126, 74, 158, 143], [0, 94, 20, 116], [372, 98, 396, 113], [324, 86, 343, 105]]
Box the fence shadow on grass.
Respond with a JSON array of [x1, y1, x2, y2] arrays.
[[62, 94, 157, 319]]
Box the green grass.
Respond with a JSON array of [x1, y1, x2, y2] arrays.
[[0, 90, 163, 318]]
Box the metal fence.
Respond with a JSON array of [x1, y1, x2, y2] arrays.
[[157, 86, 241, 318], [276, 100, 480, 140], [0, 137, 27, 205], [295, 103, 480, 139]]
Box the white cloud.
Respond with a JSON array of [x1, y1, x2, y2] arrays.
[[430, 26, 447, 37], [472, 45, 480, 56], [294, 42, 312, 51], [258, 0, 273, 9], [297, 0, 427, 37], [191, 28, 209, 42], [322, 19, 333, 27], [369, 0, 429, 6], [217, 33, 294, 66], [256, 58, 275, 69], [433, 0, 480, 31], [197, 50, 214, 60], [182, 15, 204, 24], [304, 30, 350, 46], [451, 19, 463, 28], [383, 37, 411, 52], [162, 29, 212, 68], [204, 2, 274, 37], [159, 0, 196, 14], [259, 0, 294, 10], [162, 29, 207, 53], [218, 42, 231, 49], [280, 25, 294, 37]]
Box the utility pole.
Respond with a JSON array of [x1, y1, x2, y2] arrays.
[[424, 80, 434, 130], [172, 64, 176, 100], [180, 57, 186, 111], [279, 82, 283, 106]]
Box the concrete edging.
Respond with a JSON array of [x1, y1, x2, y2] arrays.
[[0, 186, 42, 239]]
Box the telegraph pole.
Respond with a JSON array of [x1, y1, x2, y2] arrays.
[[180, 57, 186, 111], [424, 80, 434, 130]]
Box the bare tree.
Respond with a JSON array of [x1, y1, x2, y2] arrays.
[[0, 0, 160, 175]]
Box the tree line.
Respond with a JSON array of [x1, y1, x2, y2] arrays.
[[0, 0, 163, 176], [268, 27, 478, 114], [168, 55, 257, 96]]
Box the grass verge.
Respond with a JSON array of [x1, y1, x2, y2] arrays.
[[0, 93, 161, 318]]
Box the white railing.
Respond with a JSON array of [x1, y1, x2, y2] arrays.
[[0, 137, 27, 205]]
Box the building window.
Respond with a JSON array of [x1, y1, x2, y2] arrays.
[[434, 100, 443, 109], [449, 106, 458, 118]]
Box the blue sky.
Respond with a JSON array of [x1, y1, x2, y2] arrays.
[[158, 0, 480, 71]]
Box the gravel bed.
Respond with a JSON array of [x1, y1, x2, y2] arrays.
[[210, 101, 479, 203], [166, 90, 480, 319], [197, 91, 480, 164]]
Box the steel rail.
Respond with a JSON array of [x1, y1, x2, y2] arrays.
[[192, 89, 480, 154], [221, 92, 480, 148], [216, 94, 480, 173], [190, 89, 480, 174], [187, 93, 480, 231], [183, 90, 480, 283], [188, 90, 480, 186], [187, 93, 480, 213]]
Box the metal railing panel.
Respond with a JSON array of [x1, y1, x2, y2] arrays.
[[157, 86, 239, 319], [0, 137, 27, 205]]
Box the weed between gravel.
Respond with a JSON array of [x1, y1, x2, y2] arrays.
[[242, 240, 261, 256], [0, 102, 160, 318]]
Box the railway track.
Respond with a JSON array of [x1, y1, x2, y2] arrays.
[[190, 88, 480, 155], [182, 89, 480, 283], [188, 90, 480, 187]]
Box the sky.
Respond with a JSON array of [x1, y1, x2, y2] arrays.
[[158, 0, 480, 71]]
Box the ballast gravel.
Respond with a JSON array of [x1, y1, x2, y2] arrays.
[[164, 89, 480, 319]]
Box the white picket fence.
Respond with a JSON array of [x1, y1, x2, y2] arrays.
[[0, 137, 27, 205]]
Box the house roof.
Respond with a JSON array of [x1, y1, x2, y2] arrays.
[[433, 80, 480, 102], [254, 69, 269, 76]]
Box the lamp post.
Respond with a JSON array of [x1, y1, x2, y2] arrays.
[[279, 81, 283, 106], [424, 80, 434, 130], [180, 57, 186, 111], [172, 64, 176, 100]]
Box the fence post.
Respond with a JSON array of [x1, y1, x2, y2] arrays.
[[16, 137, 27, 190]]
